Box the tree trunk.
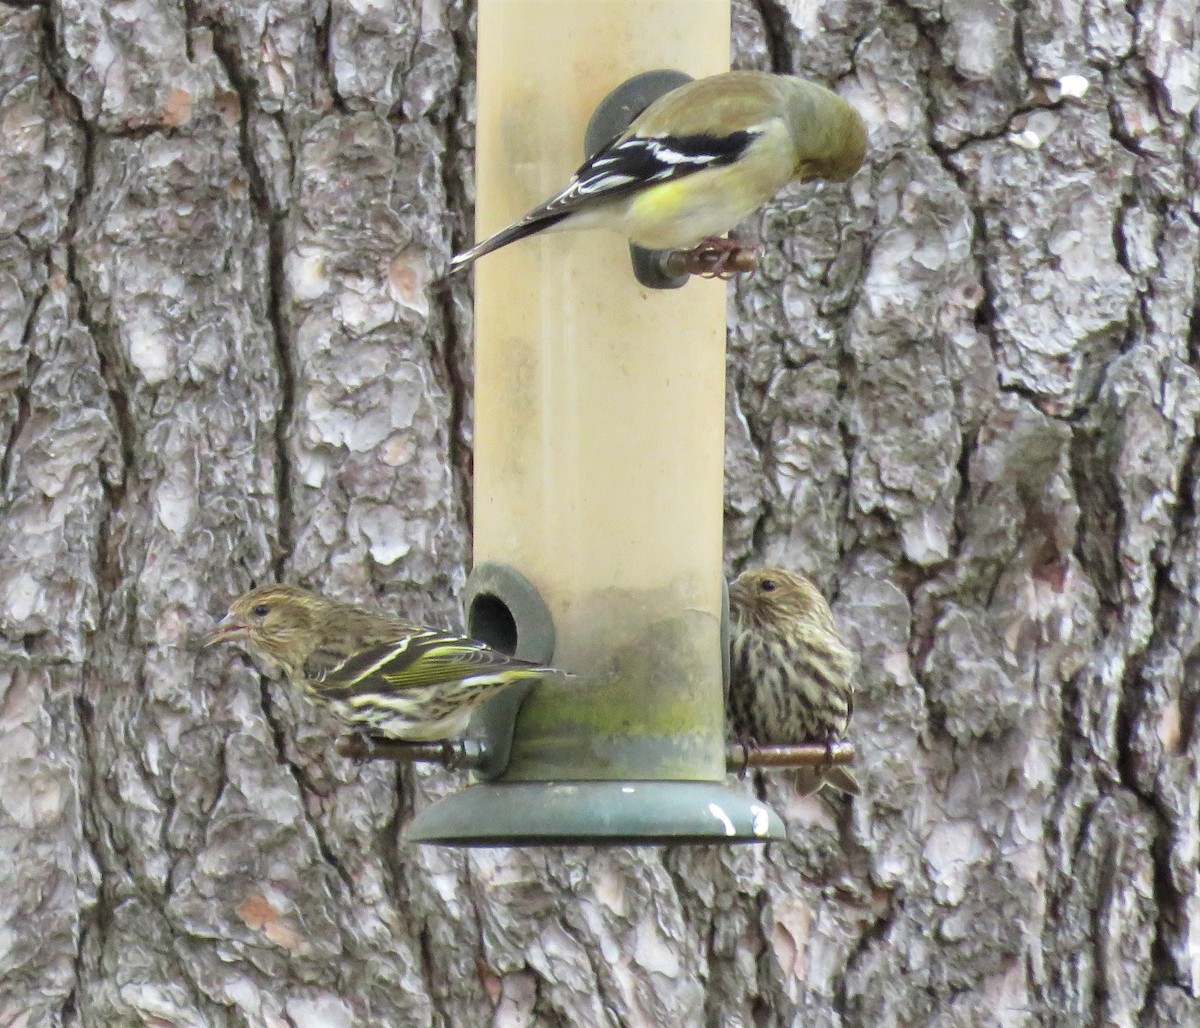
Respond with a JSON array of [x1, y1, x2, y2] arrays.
[[1, 0, 1197, 1024]]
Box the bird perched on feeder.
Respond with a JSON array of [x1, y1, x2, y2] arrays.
[[728, 567, 859, 797], [204, 584, 564, 744], [448, 70, 867, 274]]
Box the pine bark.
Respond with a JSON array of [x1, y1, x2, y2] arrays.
[[1, 0, 1197, 1024]]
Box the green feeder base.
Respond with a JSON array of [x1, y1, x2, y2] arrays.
[[405, 780, 786, 846]]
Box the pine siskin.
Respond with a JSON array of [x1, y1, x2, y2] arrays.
[[204, 584, 563, 743], [728, 567, 859, 797]]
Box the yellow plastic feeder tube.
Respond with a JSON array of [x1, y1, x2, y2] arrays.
[[406, 0, 785, 845]]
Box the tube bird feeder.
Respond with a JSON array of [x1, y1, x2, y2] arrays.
[[405, 0, 785, 845]]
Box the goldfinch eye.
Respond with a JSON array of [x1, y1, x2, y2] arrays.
[[759, 579, 777, 593], [252, 604, 270, 618]]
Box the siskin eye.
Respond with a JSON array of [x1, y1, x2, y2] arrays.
[[759, 580, 777, 593], [252, 604, 270, 618]]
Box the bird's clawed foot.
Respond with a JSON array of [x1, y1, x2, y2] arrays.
[[670, 237, 759, 280], [336, 731, 380, 763], [735, 735, 758, 780], [440, 739, 462, 771]]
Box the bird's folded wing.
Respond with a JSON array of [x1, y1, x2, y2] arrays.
[[530, 129, 761, 219], [311, 632, 541, 696]]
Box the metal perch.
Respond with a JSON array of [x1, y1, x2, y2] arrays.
[[663, 241, 759, 280], [337, 735, 854, 774]]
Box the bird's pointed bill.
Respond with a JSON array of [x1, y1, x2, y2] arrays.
[[203, 616, 250, 647]]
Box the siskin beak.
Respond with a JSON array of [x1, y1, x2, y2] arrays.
[[203, 615, 248, 647]]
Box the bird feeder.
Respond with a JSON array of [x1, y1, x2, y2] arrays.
[[404, 0, 786, 845]]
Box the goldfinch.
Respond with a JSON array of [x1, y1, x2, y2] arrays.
[[205, 584, 564, 743], [449, 71, 867, 273]]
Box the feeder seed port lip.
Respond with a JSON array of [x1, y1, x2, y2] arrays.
[[335, 735, 855, 773]]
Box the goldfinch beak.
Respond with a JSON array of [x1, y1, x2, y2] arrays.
[[203, 616, 248, 647]]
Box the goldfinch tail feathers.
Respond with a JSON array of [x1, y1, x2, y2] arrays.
[[448, 209, 573, 274]]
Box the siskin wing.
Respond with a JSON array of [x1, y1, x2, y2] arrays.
[[308, 630, 551, 698]]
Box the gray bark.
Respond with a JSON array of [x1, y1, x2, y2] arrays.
[[1, 0, 1197, 1024]]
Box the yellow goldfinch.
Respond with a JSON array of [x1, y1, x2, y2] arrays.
[[448, 71, 867, 273]]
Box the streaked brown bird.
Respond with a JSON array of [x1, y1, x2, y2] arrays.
[[728, 567, 859, 797], [204, 584, 563, 743]]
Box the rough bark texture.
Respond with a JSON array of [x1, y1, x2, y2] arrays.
[[1, 0, 1197, 1024]]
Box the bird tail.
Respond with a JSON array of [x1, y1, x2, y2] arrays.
[[448, 210, 572, 274], [793, 765, 860, 798]]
